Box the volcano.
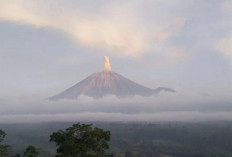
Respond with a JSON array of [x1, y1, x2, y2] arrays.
[[49, 57, 176, 100]]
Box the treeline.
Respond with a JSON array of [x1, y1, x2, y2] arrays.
[[2, 122, 232, 157], [0, 123, 112, 157], [1, 129, 39, 157]]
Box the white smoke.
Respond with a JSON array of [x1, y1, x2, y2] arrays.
[[104, 56, 112, 71]]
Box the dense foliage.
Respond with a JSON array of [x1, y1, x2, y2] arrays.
[[1, 122, 232, 157], [0, 129, 9, 157], [23, 145, 39, 157], [50, 123, 112, 157]]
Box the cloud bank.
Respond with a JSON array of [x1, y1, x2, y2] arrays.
[[1, 93, 232, 123]]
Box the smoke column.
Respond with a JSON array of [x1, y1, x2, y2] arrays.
[[104, 56, 112, 71]]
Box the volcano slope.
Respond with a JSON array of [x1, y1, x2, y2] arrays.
[[49, 57, 176, 100]]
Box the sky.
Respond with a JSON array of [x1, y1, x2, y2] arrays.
[[1, 0, 232, 123]]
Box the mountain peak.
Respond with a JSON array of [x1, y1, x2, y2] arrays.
[[49, 57, 176, 100]]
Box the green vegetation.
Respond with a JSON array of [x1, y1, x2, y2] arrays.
[[0, 123, 112, 157], [50, 123, 112, 157], [23, 145, 38, 157], [0, 129, 9, 157], [1, 122, 232, 157]]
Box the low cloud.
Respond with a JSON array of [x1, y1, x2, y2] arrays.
[[2, 111, 232, 123], [1, 93, 232, 123]]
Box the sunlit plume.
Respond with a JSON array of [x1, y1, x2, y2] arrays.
[[104, 56, 112, 71]]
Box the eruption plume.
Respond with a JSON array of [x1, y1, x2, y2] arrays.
[[104, 56, 112, 71]]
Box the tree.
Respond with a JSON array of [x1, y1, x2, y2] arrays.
[[23, 145, 38, 157], [125, 152, 133, 157], [50, 123, 113, 157], [0, 129, 9, 157], [14, 154, 21, 157]]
